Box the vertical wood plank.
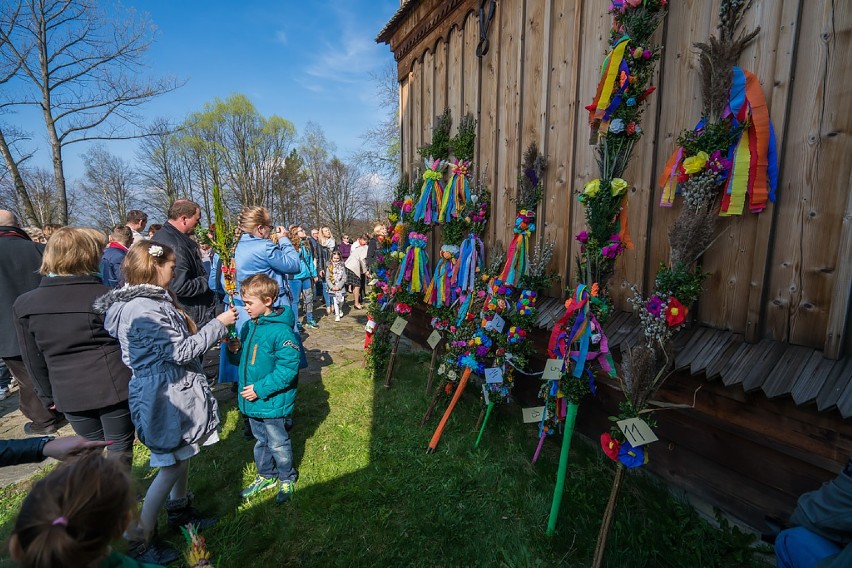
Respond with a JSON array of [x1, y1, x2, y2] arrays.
[[765, 0, 852, 348], [568, 3, 614, 288], [541, 0, 582, 297], [745, 0, 803, 342], [477, 4, 501, 248], [493, 0, 524, 254], [462, 11, 481, 171], [825, 171, 852, 357], [400, 74, 411, 181], [434, 38, 448, 119], [447, 25, 464, 136], [411, 58, 423, 178]]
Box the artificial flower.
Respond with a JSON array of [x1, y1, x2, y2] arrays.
[[583, 178, 602, 198], [617, 440, 647, 468], [645, 295, 663, 318], [601, 433, 620, 461], [610, 178, 629, 196], [575, 230, 589, 244], [682, 151, 710, 175], [609, 118, 625, 134], [626, 97, 636, 107], [665, 297, 687, 327]]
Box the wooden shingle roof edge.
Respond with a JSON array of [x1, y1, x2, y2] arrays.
[[534, 302, 852, 419], [376, 0, 420, 44]]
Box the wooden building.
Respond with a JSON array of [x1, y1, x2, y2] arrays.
[[377, 0, 852, 533]]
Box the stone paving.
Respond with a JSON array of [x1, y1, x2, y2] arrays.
[[0, 303, 377, 488]]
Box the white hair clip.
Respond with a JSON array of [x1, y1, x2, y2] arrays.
[[149, 245, 164, 257]]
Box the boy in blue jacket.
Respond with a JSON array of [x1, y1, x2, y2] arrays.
[[228, 274, 300, 504]]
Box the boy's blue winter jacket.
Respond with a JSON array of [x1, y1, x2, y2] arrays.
[[229, 306, 300, 418]]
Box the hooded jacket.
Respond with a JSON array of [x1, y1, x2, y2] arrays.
[[228, 306, 300, 419], [94, 284, 224, 455]]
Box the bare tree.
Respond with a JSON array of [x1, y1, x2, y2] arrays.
[[0, 166, 68, 226], [270, 148, 305, 227], [355, 61, 400, 191], [0, 0, 181, 223], [321, 157, 371, 238], [136, 118, 182, 213], [298, 122, 335, 229], [76, 144, 138, 230]]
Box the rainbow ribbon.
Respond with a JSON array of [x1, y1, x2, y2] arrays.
[[423, 249, 458, 308], [454, 233, 484, 293], [440, 159, 471, 221], [414, 158, 445, 224], [394, 232, 431, 293], [587, 36, 631, 136]]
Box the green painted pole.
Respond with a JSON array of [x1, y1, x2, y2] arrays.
[[546, 401, 579, 536], [474, 402, 494, 448]]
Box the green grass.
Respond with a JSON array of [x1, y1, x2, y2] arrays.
[[1, 351, 770, 567]]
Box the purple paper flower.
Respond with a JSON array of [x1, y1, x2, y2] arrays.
[[476, 345, 490, 357], [645, 295, 663, 318], [576, 230, 589, 244]]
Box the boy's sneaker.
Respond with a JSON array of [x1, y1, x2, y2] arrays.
[[297, 323, 305, 332], [240, 476, 277, 499], [306, 321, 319, 329], [275, 480, 295, 504], [335, 315, 341, 322], [127, 538, 181, 565]]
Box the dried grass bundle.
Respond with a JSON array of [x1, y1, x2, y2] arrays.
[[669, 206, 717, 266]]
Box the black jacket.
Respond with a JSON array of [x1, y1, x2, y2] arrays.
[[0, 437, 51, 467], [152, 222, 215, 326], [365, 237, 379, 272], [0, 226, 44, 357], [13, 275, 131, 413]]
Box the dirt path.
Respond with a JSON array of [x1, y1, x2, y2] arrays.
[[0, 304, 374, 488]]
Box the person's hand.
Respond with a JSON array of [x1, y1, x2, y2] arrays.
[[240, 385, 258, 402], [227, 338, 241, 353], [43, 437, 112, 461], [216, 305, 238, 326], [275, 226, 288, 239], [319, 270, 325, 278]]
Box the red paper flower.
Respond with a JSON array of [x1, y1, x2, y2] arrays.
[[600, 433, 621, 462], [665, 297, 687, 327]]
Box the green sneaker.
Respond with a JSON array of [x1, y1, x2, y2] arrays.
[[240, 476, 277, 499], [275, 480, 295, 504]]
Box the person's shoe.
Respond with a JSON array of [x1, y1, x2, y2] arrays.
[[275, 480, 295, 504], [23, 419, 67, 436], [335, 315, 341, 322], [0, 387, 10, 401], [127, 538, 181, 565], [240, 476, 277, 499], [165, 496, 217, 532], [306, 321, 319, 329], [297, 323, 305, 332], [326, 307, 332, 315]]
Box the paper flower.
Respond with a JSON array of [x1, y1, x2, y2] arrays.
[[583, 178, 602, 198], [610, 178, 629, 196], [617, 440, 647, 468], [609, 118, 625, 134], [575, 230, 589, 244], [645, 295, 663, 318], [601, 433, 621, 461], [682, 151, 710, 175], [665, 297, 687, 327]]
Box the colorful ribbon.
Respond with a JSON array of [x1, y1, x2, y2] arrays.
[[414, 158, 445, 224], [440, 159, 471, 221], [394, 232, 431, 293]]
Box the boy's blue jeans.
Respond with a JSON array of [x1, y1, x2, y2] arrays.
[[775, 527, 841, 568], [248, 417, 298, 483]]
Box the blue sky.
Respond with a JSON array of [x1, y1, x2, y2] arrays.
[[10, 0, 399, 180]]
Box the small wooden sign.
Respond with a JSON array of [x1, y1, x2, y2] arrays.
[[481, 384, 491, 405], [542, 358, 564, 381], [485, 314, 506, 333], [484, 366, 504, 384], [617, 418, 659, 447], [390, 316, 408, 336], [522, 406, 547, 423], [427, 329, 442, 349]]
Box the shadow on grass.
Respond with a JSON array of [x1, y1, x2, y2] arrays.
[[0, 345, 768, 568]]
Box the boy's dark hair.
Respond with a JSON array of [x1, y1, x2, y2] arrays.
[[126, 210, 147, 224], [109, 224, 133, 247], [241, 274, 279, 302]]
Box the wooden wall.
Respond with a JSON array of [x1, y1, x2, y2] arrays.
[[392, 0, 852, 358]]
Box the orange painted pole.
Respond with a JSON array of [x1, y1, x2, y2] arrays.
[[427, 367, 471, 453]]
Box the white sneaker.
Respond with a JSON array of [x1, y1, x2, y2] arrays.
[[335, 315, 341, 322]]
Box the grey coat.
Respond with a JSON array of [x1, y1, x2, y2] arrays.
[[94, 284, 225, 455]]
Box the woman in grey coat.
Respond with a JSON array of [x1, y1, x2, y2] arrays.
[[94, 240, 237, 564]]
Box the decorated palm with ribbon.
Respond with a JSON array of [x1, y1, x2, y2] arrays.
[[500, 144, 545, 287], [577, 0, 668, 323], [536, 284, 617, 536], [413, 158, 445, 225]]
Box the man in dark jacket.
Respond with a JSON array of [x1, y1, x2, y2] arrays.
[[365, 223, 387, 278], [152, 200, 215, 327], [0, 210, 65, 434]]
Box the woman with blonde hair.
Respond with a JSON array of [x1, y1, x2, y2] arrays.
[[13, 227, 134, 468]]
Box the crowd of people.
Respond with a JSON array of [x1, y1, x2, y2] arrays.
[[0, 204, 386, 567]]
